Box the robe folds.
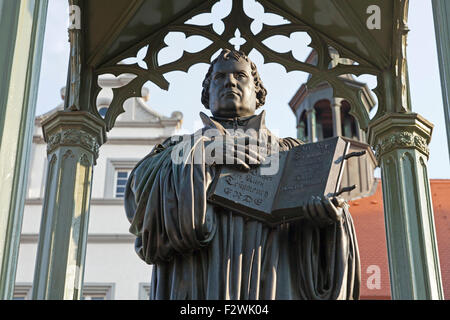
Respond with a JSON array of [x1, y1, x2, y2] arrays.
[[124, 111, 361, 300]]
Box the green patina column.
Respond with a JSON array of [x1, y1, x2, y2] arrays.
[[369, 114, 444, 299], [366, 0, 444, 299], [0, 0, 48, 299], [32, 111, 106, 300], [432, 0, 450, 159], [31, 0, 106, 300]]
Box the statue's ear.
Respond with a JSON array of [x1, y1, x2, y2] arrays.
[[201, 87, 210, 109], [255, 90, 263, 109]]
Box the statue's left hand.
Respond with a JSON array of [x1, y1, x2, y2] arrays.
[[303, 196, 346, 228]]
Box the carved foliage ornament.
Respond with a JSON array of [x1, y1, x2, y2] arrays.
[[91, 0, 382, 132], [47, 129, 100, 160], [374, 131, 430, 161]]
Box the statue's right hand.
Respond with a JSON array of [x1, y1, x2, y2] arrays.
[[204, 135, 265, 171], [303, 196, 345, 228]]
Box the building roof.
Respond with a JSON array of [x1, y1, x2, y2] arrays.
[[350, 179, 450, 299]]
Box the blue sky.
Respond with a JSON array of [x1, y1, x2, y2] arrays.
[[36, 0, 450, 178]]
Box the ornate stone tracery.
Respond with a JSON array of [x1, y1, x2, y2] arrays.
[[91, 0, 382, 132]]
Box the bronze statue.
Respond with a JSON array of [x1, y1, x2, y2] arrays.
[[125, 49, 360, 300]]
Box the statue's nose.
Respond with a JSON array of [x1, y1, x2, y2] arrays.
[[224, 73, 237, 88]]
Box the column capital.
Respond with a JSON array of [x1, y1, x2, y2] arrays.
[[305, 107, 316, 114], [41, 111, 106, 162], [331, 97, 344, 108], [368, 113, 434, 161]]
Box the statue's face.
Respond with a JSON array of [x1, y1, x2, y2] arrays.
[[208, 57, 257, 118]]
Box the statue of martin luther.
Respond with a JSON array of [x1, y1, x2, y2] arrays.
[[125, 49, 360, 300]]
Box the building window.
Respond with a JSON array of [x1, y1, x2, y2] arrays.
[[82, 284, 115, 300], [314, 102, 333, 140], [340, 103, 359, 140], [13, 283, 115, 300], [115, 170, 130, 198], [13, 284, 32, 300], [297, 111, 308, 142], [104, 159, 139, 199], [139, 283, 150, 300]]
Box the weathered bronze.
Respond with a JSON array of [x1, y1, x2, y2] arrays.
[[125, 49, 360, 300], [208, 137, 351, 227]]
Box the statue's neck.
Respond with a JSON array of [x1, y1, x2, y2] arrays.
[[199, 110, 267, 133]]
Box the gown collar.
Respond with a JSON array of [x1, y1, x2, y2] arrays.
[[199, 110, 267, 134]]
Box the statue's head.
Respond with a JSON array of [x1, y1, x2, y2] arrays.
[[201, 49, 267, 118]]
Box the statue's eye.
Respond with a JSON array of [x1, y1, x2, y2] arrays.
[[213, 73, 224, 80], [235, 72, 246, 79]]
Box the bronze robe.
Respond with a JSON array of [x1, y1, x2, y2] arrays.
[[125, 111, 360, 300]]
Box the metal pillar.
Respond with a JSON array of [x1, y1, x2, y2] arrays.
[[0, 0, 48, 299], [369, 113, 444, 299], [432, 0, 450, 160], [367, 0, 445, 299], [32, 111, 106, 300], [31, 0, 106, 300]]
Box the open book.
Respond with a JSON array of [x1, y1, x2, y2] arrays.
[[207, 137, 351, 227]]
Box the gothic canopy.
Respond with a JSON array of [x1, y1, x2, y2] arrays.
[[74, 0, 408, 132]]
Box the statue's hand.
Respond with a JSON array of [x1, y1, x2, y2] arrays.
[[204, 135, 265, 171], [303, 196, 345, 227]]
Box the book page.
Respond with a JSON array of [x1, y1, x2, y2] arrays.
[[272, 138, 340, 212], [209, 152, 288, 215]]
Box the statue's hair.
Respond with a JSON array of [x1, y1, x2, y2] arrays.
[[201, 49, 267, 110]]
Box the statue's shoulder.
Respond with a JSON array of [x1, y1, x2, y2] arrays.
[[153, 133, 193, 152], [131, 134, 191, 173]]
